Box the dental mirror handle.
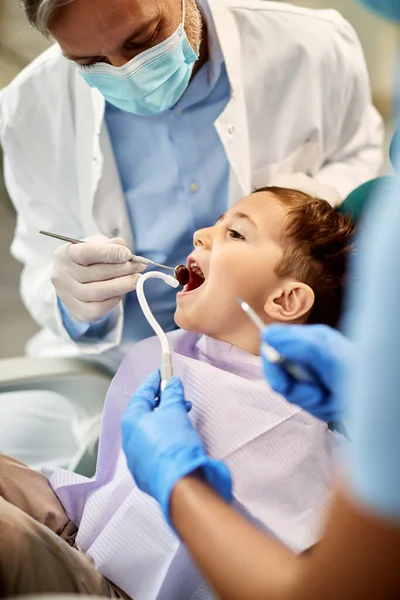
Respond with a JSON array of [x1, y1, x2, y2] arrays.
[[39, 230, 175, 272], [261, 343, 319, 384]]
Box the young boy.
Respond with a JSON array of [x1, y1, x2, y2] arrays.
[[0, 187, 354, 599]]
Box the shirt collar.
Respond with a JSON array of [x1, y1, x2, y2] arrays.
[[196, 0, 224, 87]]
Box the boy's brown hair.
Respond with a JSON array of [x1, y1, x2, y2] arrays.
[[255, 186, 356, 329]]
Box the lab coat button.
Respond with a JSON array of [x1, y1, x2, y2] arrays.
[[190, 182, 199, 193], [111, 228, 120, 237], [228, 125, 234, 135]]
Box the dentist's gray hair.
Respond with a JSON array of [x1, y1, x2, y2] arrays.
[[20, 0, 74, 35]]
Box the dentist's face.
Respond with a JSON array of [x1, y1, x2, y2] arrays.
[[175, 192, 287, 338], [48, 0, 202, 68]]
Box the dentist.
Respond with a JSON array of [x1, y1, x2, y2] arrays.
[[0, 0, 382, 369]]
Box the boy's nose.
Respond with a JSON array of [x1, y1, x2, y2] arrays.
[[193, 227, 213, 249]]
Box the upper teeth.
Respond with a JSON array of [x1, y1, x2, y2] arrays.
[[190, 261, 205, 278]]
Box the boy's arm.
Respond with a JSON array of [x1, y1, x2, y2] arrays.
[[0, 453, 76, 540]]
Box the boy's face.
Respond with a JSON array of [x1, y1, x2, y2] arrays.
[[175, 191, 289, 338]]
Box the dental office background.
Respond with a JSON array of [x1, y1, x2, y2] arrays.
[[0, 0, 397, 359]]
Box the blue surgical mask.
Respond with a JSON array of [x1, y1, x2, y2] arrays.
[[78, 1, 198, 116], [357, 0, 400, 21]]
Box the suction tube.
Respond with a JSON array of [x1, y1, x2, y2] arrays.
[[136, 271, 180, 392]]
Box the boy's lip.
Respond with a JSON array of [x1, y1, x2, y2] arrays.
[[177, 254, 207, 297]]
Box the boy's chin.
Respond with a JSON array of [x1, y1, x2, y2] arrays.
[[174, 308, 217, 335], [174, 308, 202, 333]]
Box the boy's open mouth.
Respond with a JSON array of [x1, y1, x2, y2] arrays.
[[183, 259, 206, 293]]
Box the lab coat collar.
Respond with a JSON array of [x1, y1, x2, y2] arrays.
[[91, 87, 106, 135], [207, 0, 252, 199], [206, 0, 241, 95]]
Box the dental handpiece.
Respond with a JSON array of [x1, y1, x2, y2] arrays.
[[236, 298, 320, 385], [39, 230, 189, 285]]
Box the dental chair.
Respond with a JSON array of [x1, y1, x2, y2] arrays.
[[0, 356, 113, 476], [338, 175, 394, 222]]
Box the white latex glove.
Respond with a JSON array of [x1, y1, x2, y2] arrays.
[[51, 234, 145, 322], [270, 173, 342, 207]]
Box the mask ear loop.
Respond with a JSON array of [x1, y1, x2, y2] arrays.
[[136, 271, 180, 392]]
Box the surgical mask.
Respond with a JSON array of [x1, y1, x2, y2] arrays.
[[78, 0, 198, 116], [357, 0, 400, 21]]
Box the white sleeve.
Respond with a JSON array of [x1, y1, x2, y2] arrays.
[[314, 13, 384, 201], [0, 98, 123, 355]]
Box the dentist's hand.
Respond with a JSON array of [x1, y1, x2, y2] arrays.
[[121, 371, 232, 527], [51, 234, 145, 322], [262, 324, 353, 422]]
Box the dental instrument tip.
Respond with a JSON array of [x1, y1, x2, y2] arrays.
[[174, 265, 190, 286], [236, 298, 321, 386], [236, 298, 266, 331]]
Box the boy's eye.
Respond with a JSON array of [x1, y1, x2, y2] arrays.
[[227, 228, 245, 240]]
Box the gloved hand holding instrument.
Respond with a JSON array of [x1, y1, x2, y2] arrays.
[[237, 299, 352, 425], [40, 230, 189, 324], [261, 324, 353, 424]]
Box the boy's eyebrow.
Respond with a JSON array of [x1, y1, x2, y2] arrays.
[[215, 212, 257, 228], [235, 212, 257, 228]]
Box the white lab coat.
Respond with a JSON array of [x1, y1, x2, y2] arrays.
[[0, 0, 383, 365]]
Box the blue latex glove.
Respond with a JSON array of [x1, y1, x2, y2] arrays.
[[121, 371, 232, 528], [261, 324, 353, 422]]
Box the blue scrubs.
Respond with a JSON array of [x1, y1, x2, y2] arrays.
[[344, 176, 400, 520]]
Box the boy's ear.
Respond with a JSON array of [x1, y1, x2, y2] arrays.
[[264, 281, 315, 322]]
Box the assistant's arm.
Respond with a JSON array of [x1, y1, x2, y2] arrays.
[[170, 475, 399, 600], [122, 365, 400, 600]]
